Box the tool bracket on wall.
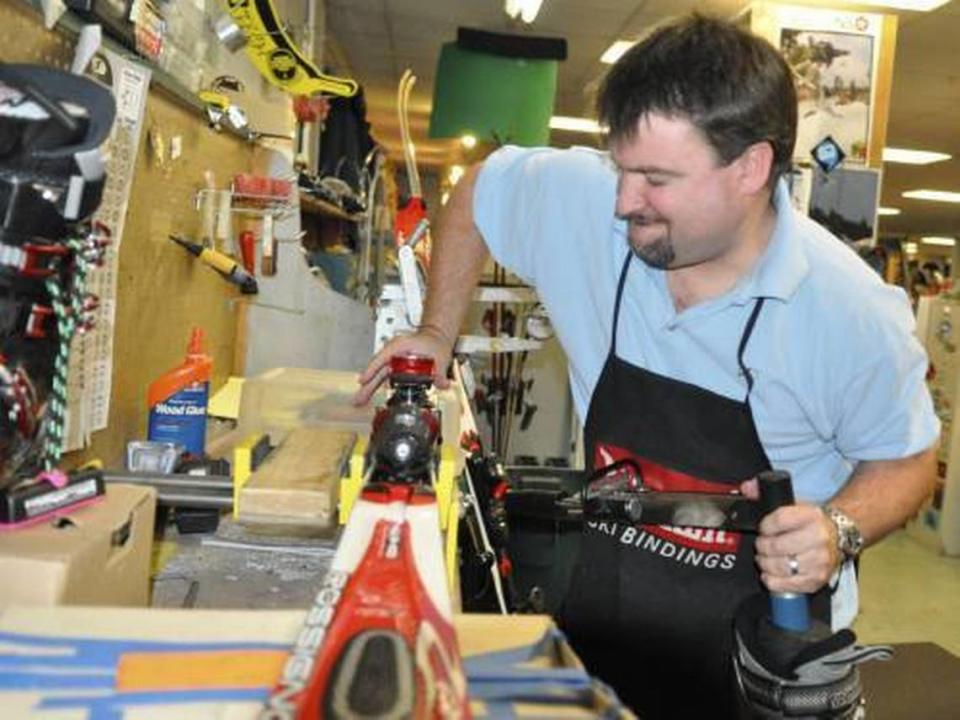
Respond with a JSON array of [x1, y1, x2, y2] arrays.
[[193, 187, 294, 219]]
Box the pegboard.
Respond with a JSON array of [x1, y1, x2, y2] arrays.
[[77, 90, 262, 467], [2, 0, 321, 136], [0, 1, 268, 467], [0, 1, 75, 69]]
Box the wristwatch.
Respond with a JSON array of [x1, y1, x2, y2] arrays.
[[823, 506, 864, 561]]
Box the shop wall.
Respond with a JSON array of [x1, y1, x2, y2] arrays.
[[0, 1, 306, 466]]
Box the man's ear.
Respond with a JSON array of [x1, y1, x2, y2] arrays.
[[736, 141, 775, 195]]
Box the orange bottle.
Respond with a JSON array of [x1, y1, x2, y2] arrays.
[[146, 328, 213, 456]]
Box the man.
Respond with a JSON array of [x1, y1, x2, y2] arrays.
[[355, 15, 938, 718]]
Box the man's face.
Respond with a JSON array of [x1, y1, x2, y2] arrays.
[[612, 113, 749, 270]]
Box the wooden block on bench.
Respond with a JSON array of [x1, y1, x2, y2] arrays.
[[237, 428, 356, 536]]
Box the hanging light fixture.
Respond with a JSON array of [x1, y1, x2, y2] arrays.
[[429, 28, 566, 147]]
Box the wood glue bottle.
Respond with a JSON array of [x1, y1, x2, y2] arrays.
[[146, 327, 212, 457]]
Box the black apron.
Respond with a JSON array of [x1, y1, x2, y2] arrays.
[[559, 254, 829, 719]]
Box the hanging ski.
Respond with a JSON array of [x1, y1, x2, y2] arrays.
[[395, 69, 431, 266], [452, 359, 520, 614]]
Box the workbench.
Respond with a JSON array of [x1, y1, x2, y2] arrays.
[[3, 364, 955, 718], [3, 488, 958, 719]]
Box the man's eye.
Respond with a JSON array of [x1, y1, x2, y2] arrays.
[[646, 176, 667, 187]]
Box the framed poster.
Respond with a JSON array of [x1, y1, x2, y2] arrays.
[[808, 166, 882, 245], [749, 4, 885, 165]]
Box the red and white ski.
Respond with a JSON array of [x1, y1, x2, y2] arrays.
[[262, 355, 470, 719]]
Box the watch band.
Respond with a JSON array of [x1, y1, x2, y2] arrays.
[[824, 505, 864, 561]]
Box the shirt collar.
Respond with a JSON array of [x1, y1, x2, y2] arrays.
[[734, 178, 810, 304]]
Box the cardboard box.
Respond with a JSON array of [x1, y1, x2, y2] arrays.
[[457, 613, 632, 717], [0, 484, 156, 607], [0, 608, 634, 718]]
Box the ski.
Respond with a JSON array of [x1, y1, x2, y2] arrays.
[[452, 359, 516, 614], [261, 355, 470, 719]]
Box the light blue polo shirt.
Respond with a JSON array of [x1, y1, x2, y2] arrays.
[[474, 145, 939, 503]]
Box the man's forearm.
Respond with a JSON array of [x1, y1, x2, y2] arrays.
[[420, 164, 490, 346], [830, 446, 937, 547]]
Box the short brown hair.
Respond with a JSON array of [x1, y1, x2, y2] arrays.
[[598, 14, 797, 187]]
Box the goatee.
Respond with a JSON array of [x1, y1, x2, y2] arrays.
[[631, 237, 675, 270]]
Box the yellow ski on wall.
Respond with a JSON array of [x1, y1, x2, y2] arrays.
[[223, 0, 358, 97]]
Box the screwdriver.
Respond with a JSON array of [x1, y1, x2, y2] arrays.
[[169, 234, 258, 294]]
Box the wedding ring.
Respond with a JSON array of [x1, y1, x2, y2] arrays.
[[788, 554, 800, 576]]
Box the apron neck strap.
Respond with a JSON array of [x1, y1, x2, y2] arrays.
[[738, 297, 766, 396], [610, 253, 767, 397], [610, 252, 633, 356]]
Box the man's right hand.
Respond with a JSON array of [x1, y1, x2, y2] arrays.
[[355, 163, 487, 407], [353, 327, 454, 406]]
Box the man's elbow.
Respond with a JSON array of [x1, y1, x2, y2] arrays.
[[902, 446, 938, 516], [916, 445, 938, 498]]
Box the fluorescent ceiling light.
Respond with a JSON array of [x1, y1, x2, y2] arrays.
[[549, 116, 602, 133], [903, 189, 960, 203], [859, 1, 950, 10], [883, 147, 951, 165], [921, 236, 956, 246], [877, 207, 901, 216], [903, 242, 918, 255], [601, 40, 635, 64], [504, 0, 544, 23]]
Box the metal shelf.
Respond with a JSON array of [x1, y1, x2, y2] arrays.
[[299, 191, 365, 222], [195, 188, 295, 219]]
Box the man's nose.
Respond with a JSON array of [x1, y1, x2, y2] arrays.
[[616, 174, 648, 217]]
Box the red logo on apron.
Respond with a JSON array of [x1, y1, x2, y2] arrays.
[[595, 443, 742, 553]]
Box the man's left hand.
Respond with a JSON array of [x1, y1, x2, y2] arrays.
[[739, 479, 840, 594]]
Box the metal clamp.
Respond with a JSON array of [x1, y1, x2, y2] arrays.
[[0, 242, 69, 279]]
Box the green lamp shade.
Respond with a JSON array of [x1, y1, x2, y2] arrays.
[[429, 43, 557, 147]]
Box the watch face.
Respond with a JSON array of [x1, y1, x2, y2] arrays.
[[827, 506, 862, 559], [841, 520, 862, 556], [846, 525, 865, 553]]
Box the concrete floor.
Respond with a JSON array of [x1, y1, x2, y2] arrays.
[[854, 529, 960, 656]]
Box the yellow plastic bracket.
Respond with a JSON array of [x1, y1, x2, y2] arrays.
[[436, 444, 461, 593], [444, 484, 461, 595], [339, 436, 368, 525], [197, 90, 230, 111], [436, 444, 456, 530], [232, 433, 265, 519]]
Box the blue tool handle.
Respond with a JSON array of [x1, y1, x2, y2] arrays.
[[757, 470, 811, 632]]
